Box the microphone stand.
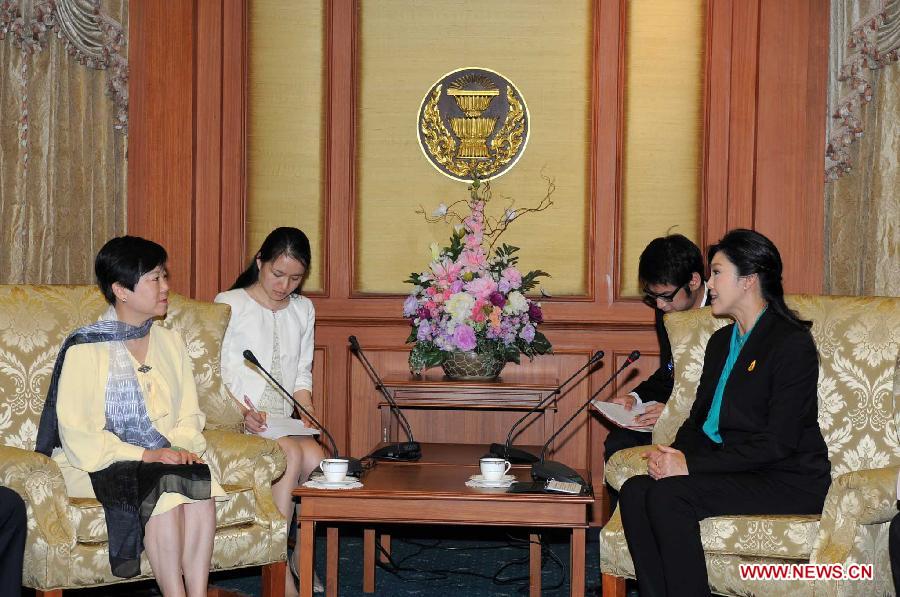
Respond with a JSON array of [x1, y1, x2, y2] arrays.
[[348, 336, 421, 461], [530, 351, 641, 488], [242, 350, 364, 476], [489, 350, 604, 463]]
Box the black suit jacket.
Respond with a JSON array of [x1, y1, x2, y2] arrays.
[[672, 309, 831, 494], [632, 292, 710, 404]]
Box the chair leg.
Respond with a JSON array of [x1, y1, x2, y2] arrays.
[[35, 591, 63, 597], [262, 561, 287, 597], [601, 573, 626, 597]]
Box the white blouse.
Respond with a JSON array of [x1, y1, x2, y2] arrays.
[[215, 288, 315, 417]]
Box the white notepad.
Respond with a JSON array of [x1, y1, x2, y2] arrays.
[[590, 400, 658, 432], [257, 415, 321, 440]]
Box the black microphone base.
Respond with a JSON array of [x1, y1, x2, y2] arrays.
[[487, 443, 539, 464], [531, 460, 587, 487], [369, 442, 422, 462]]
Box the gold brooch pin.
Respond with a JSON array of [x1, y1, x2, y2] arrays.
[[747, 360, 756, 372]]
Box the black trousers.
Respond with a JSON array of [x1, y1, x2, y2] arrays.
[[0, 486, 27, 596], [619, 473, 827, 597], [890, 508, 900, 594], [603, 427, 651, 512]]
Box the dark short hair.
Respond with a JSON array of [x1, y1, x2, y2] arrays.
[[95, 236, 168, 304], [638, 234, 704, 289], [230, 227, 311, 294]]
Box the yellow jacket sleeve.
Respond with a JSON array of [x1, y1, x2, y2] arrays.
[[56, 344, 145, 471], [163, 331, 207, 455]]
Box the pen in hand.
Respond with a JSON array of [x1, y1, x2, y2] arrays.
[[243, 396, 268, 432]]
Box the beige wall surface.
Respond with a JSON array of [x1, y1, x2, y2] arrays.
[[247, 0, 325, 292], [356, 0, 593, 296], [620, 0, 705, 296]]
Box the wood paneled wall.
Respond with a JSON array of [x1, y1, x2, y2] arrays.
[[128, 0, 829, 519]]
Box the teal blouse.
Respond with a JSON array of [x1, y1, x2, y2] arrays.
[[702, 306, 767, 443]]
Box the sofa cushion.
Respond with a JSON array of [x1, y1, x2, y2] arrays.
[[698, 513, 820, 559], [69, 484, 255, 544]]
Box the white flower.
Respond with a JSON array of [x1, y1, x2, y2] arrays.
[[444, 292, 475, 322], [430, 242, 441, 261], [503, 208, 516, 222], [432, 203, 448, 217], [503, 291, 528, 315]]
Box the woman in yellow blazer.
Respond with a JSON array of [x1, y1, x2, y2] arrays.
[[35, 236, 225, 597]]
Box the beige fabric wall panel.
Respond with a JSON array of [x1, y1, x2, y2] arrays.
[[356, 0, 592, 296], [247, 0, 325, 292], [620, 0, 705, 297]]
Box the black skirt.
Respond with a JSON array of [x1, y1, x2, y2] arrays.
[[90, 461, 212, 578]]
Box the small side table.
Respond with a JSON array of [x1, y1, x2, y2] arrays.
[[379, 372, 560, 447]]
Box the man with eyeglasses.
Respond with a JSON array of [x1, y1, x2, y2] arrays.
[[603, 234, 708, 509]]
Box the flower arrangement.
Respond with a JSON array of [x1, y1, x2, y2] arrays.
[[404, 178, 554, 375]]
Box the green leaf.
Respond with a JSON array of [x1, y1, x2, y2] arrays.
[[530, 331, 553, 354], [520, 270, 551, 292], [405, 327, 418, 344]]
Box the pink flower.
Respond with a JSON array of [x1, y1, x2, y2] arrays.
[[459, 249, 487, 270], [464, 276, 497, 300], [431, 259, 462, 285], [502, 267, 522, 287], [470, 298, 493, 323], [452, 324, 477, 351]]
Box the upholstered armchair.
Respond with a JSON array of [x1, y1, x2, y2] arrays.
[[600, 295, 900, 596], [0, 286, 288, 596]]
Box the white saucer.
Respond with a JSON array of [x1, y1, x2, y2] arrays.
[[306, 476, 362, 489], [467, 474, 516, 488], [470, 474, 515, 484]]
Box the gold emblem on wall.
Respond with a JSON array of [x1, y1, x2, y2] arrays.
[[417, 68, 529, 182]]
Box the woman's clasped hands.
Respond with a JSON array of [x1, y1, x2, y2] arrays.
[[141, 447, 205, 465], [643, 445, 688, 479]]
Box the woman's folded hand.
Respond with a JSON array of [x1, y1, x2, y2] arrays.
[[142, 448, 205, 465]]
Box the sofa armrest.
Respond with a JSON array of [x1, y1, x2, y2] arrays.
[[604, 445, 652, 491], [0, 445, 75, 547], [811, 465, 899, 564], [202, 429, 287, 525]]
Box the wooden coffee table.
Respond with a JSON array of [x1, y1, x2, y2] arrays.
[[293, 460, 591, 597]]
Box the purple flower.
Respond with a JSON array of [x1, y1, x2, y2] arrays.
[[528, 303, 543, 323], [416, 321, 433, 342], [520, 324, 535, 343], [403, 295, 419, 318], [450, 280, 464, 294], [488, 291, 506, 307], [452, 324, 477, 351], [417, 306, 431, 320]]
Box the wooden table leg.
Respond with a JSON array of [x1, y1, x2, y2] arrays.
[[529, 533, 541, 597], [569, 527, 585, 597], [326, 526, 339, 597], [379, 532, 391, 564], [363, 529, 376, 592], [299, 520, 315, 597], [261, 561, 287, 597]]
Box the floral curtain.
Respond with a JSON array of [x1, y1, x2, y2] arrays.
[[824, 0, 900, 296], [0, 0, 128, 284]]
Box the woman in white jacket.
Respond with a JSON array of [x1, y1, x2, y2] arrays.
[[215, 227, 325, 595]]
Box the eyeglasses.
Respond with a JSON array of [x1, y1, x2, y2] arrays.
[[642, 283, 687, 307]]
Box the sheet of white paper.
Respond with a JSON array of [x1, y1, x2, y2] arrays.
[[257, 415, 321, 440], [590, 400, 659, 432]]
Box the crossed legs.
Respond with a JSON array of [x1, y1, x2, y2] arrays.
[[274, 435, 326, 596], [144, 498, 216, 597], [619, 473, 827, 597]]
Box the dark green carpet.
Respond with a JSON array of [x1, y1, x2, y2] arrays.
[[41, 526, 606, 596]]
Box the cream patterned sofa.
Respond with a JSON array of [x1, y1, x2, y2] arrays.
[[600, 295, 900, 596], [0, 285, 288, 596]]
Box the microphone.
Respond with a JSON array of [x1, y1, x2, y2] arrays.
[[531, 350, 641, 489], [348, 336, 421, 462], [242, 349, 363, 476], [488, 350, 604, 463]]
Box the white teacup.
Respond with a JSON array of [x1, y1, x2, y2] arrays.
[[320, 458, 349, 483], [479, 457, 512, 481]]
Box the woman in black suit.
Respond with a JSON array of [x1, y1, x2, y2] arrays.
[[619, 229, 831, 597]]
